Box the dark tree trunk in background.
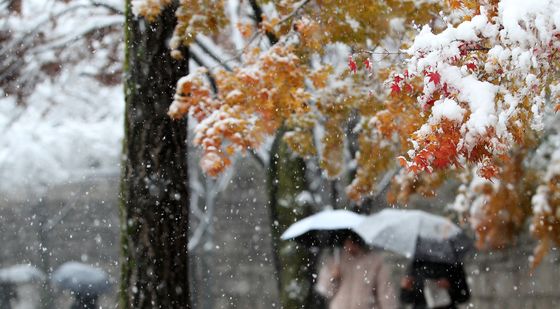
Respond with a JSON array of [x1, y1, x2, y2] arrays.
[[248, 1, 323, 305], [120, 1, 191, 308], [268, 130, 324, 309]]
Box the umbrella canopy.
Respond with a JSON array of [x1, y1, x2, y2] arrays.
[[0, 264, 45, 284], [353, 209, 472, 263], [52, 262, 111, 295], [280, 209, 366, 247]]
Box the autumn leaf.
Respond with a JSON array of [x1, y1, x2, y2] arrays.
[[397, 156, 409, 168], [390, 83, 401, 95], [447, 0, 463, 9], [442, 82, 450, 96], [363, 58, 372, 70], [478, 158, 498, 180], [348, 55, 357, 74], [466, 62, 477, 71], [427, 71, 441, 85]]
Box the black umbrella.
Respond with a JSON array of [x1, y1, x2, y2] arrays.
[[414, 232, 474, 263]]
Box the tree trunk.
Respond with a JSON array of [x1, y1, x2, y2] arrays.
[[268, 130, 324, 308], [120, 1, 191, 308]]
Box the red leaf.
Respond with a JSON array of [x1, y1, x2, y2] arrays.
[[458, 42, 468, 56], [427, 71, 441, 85], [391, 83, 401, 95], [443, 82, 450, 96], [348, 56, 357, 74], [363, 58, 372, 70], [412, 149, 432, 173], [393, 75, 403, 84], [466, 62, 477, 71]]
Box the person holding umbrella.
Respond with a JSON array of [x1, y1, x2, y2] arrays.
[[315, 231, 397, 309], [0, 264, 46, 309], [352, 209, 473, 309], [51, 261, 112, 309], [0, 282, 17, 309], [281, 209, 397, 309], [399, 259, 470, 309]]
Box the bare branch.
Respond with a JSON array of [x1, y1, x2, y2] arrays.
[[190, 52, 219, 93], [30, 18, 122, 55], [275, 0, 310, 27], [89, 0, 124, 15], [372, 167, 400, 200], [248, 0, 278, 45], [250, 149, 267, 169], [194, 37, 234, 71], [0, 2, 122, 57]]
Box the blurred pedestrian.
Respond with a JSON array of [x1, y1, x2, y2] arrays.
[[316, 232, 397, 309], [0, 282, 17, 309], [70, 292, 98, 309], [400, 259, 470, 309]]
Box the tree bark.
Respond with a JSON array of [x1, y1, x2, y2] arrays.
[[268, 130, 324, 308], [120, 1, 191, 308]]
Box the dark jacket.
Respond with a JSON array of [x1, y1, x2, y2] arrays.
[[400, 260, 470, 309], [71, 293, 98, 309]]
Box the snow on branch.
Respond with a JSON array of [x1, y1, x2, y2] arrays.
[[393, 2, 560, 179]]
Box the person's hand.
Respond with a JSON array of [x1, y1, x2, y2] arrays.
[[436, 278, 451, 290], [331, 265, 342, 281], [400, 276, 414, 290]]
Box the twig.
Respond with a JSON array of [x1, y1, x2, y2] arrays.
[[89, 0, 123, 15], [248, 0, 278, 45], [355, 48, 404, 56], [198, 0, 309, 69], [250, 149, 267, 168], [194, 37, 234, 71], [275, 0, 310, 27], [190, 51, 219, 93]]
